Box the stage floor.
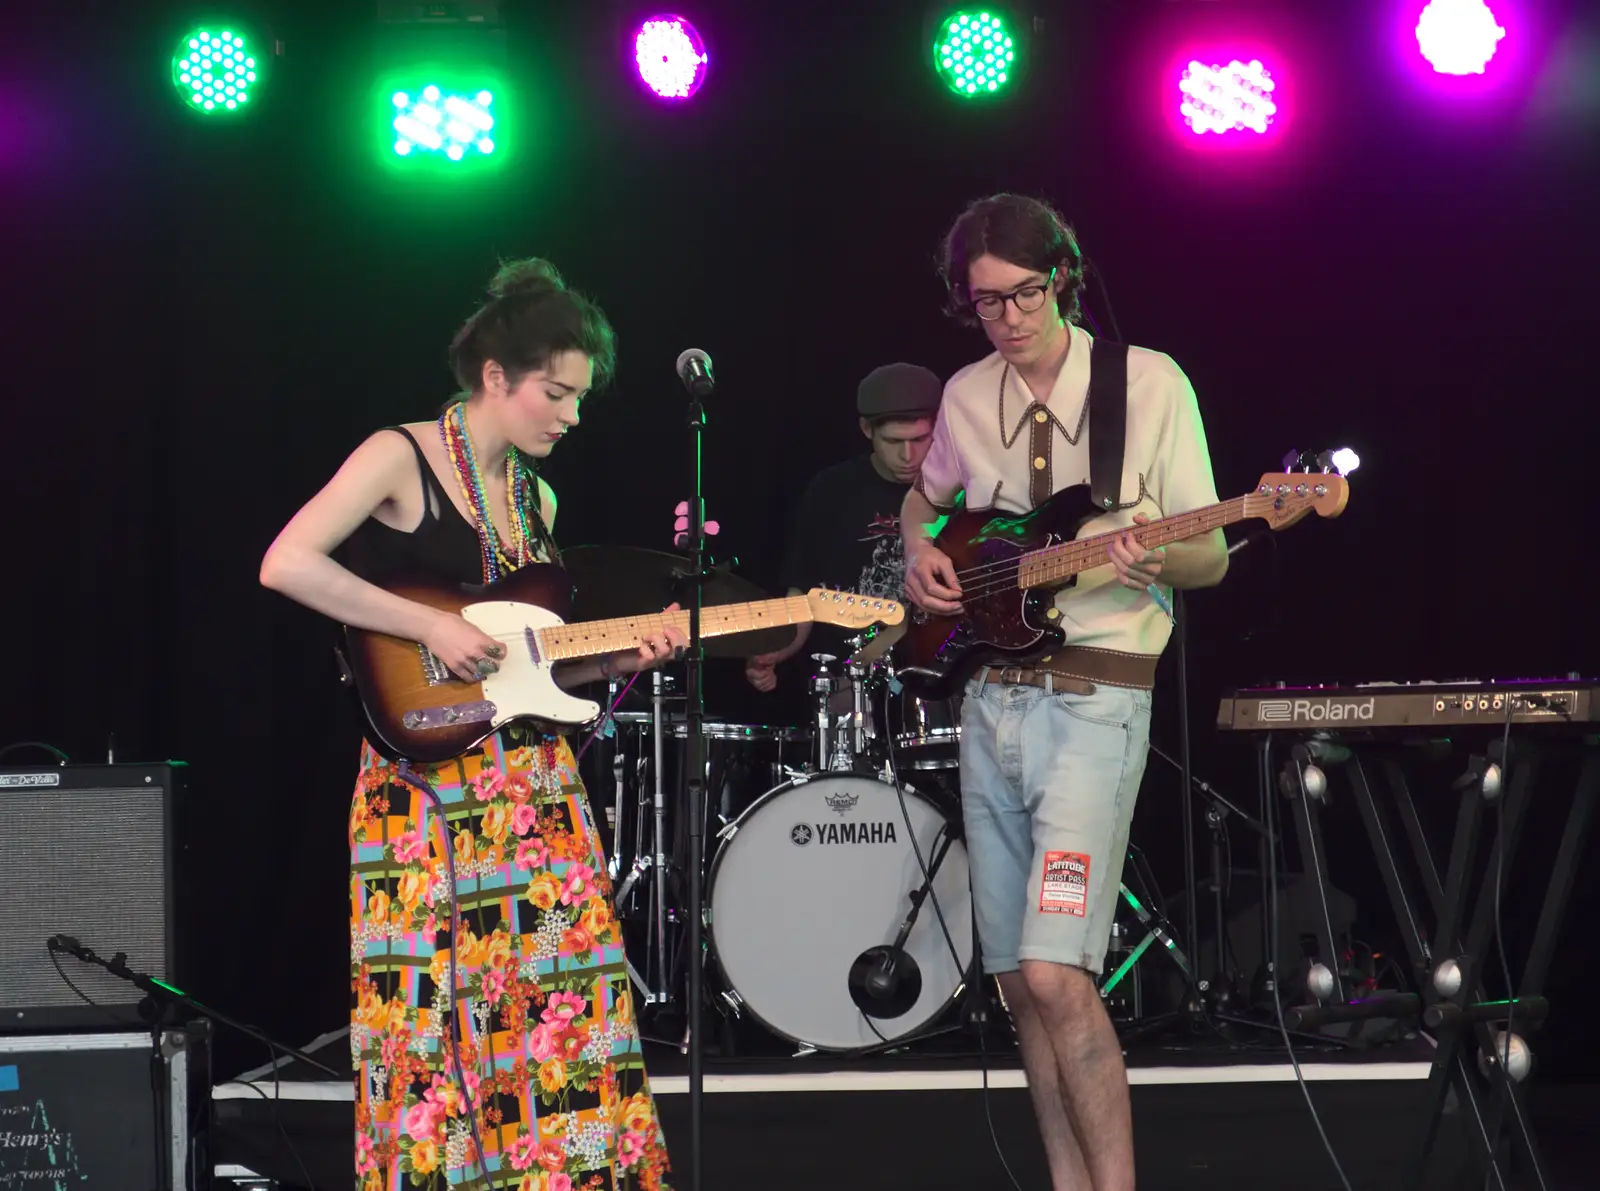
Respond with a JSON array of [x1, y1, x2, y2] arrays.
[[209, 1025, 1596, 1190]]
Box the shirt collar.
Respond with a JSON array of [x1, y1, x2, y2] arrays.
[[1000, 322, 1095, 444]]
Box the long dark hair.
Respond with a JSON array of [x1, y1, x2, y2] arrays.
[[447, 258, 617, 394], [939, 194, 1086, 327]]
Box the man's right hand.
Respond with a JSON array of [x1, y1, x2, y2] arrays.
[[904, 544, 964, 615], [744, 652, 782, 692]]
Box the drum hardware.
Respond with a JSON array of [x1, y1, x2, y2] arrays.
[[1104, 845, 1210, 1041], [841, 658, 877, 768], [809, 654, 843, 771], [670, 719, 813, 824], [886, 687, 962, 772], [810, 645, 892, 773], [608, 670, 680, 1007]]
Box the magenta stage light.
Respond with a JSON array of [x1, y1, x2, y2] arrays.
[[634, 15, 709, 100], [1178, 59, 1278, 136], [1416, 0, 1506, 75]]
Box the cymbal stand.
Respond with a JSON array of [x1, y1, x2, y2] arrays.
[[809, 654, 839, 771], [605, 676, 630, 883], [846, 658, 876, 766]]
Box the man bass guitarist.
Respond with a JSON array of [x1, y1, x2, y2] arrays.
[[900, 194, 1229, 1191]]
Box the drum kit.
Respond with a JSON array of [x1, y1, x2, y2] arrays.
[[592, 651, 974, 1054], [563, 544, 1190, 1055]]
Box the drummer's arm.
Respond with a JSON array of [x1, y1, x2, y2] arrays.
[[753, 592, 812, 664]]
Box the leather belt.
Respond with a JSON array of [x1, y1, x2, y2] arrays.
[[982, 645, 1158, 693]]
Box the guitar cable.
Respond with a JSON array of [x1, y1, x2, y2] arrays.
[[1479, 694, 1562, 1191], [1273, 747, 1355, 1191], [880, 681, 1026, 1191], [1482, 700, 1520, 1191], [573, 670, 643, 763]]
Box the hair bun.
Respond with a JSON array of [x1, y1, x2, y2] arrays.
[[488, 257, 566, 301]]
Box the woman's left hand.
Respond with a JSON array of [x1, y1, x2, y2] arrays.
[[616, 603, 688, 674]]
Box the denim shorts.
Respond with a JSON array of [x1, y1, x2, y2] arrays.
[[959, 671, 1152, 975]]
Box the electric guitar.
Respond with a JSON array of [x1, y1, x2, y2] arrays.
[[345, 563, 903, 763], [894, 470, 1349, 700]]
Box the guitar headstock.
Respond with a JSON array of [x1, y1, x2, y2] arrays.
[[804, 589, 906, 629], [1248, 471, 1350, 530]]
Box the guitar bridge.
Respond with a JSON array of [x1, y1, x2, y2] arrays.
[[417, 644, 453, 686], [401, 702, 496, 731]]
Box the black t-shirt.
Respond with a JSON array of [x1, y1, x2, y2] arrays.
[[779, 454, 910, 662]]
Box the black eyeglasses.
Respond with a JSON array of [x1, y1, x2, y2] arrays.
[[970, 267, 1056, 321]]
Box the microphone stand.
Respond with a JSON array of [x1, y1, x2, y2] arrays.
[[683, 380, 708, 1191], [1176, 590, 1199, 1002], [46, 937, 342, 1078]]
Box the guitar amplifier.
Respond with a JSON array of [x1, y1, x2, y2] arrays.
[[0, 763, 183, 1030]]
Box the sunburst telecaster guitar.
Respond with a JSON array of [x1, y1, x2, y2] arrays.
[[344, 563, 903, 762], [894, 470, 1349, 700]]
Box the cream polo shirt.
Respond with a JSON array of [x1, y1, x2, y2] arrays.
[[915, 323, 1220, 658]]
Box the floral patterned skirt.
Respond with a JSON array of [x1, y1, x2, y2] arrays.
[[349, 729, 672, 1190]]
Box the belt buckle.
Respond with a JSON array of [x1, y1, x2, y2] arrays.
[[999, 666, 1024, 685]]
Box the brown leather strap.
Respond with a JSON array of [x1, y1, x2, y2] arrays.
[[983, 668, 1097, 696], [983, 645, 1158, 691]]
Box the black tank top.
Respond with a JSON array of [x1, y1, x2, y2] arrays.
[[338, 426, 558, 587]]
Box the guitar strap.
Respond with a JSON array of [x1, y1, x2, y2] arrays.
[[517, 461, 563, 565], [1087, 337, 1129, 512]]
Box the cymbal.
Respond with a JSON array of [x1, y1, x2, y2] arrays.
[[559, 545, 797, 658]]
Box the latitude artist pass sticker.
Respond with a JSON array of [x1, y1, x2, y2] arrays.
[[1040, 850, 1089, 916]]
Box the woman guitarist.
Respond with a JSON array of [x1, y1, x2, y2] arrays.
[[261, 258, 678, 1190]]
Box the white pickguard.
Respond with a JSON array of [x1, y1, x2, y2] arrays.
[[459, 601, 601, 731]]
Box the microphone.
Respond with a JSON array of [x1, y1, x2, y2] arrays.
[[866, 949, 904, 998], [849, 942, 923, 1019], [46, 934, 84, 954], [676, 348, 714, 397]]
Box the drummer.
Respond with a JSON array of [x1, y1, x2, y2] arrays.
[[744, 363, 943, 699]]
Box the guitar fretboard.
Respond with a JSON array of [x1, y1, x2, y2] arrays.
[[1016, 494, 1258, 590], [536, 597, 813, 662]]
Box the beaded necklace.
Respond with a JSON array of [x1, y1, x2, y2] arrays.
[[438, 400, 538, 583]]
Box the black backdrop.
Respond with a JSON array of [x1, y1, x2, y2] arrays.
[[4, 0, 1598, 1078]]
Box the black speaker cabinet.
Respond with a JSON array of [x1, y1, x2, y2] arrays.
[[0, 1024, 210, 1189], [0, 763, 184, 1031]]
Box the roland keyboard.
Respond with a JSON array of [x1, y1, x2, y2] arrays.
[[1217, 679, 1598, 733]]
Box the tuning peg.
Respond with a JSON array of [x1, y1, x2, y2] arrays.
[[1316, 447, 1360, 476]]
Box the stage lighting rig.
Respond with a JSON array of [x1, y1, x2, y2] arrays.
[[373, 1, 510, 169]]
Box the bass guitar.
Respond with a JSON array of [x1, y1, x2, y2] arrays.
[[894, 470, 1349, 699], [344, 563, 902, 762]]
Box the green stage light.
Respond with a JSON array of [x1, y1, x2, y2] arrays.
[[933, 10, 1018, 97], [377, 71, 510, 173], [172, 26, 264, 115], [391, 84, 496, 160]]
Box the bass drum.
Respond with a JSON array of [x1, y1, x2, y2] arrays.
[[707, 773, 973, 1052]]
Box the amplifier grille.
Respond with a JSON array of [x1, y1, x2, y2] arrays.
[[0, 784, 171, 1018]]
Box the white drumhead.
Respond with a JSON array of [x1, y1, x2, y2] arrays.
[[707, 774, 973, 1051]]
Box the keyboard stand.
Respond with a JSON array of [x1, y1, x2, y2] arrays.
[[1251, 730, 1599, 1191]]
